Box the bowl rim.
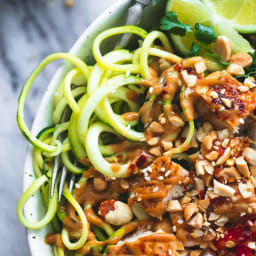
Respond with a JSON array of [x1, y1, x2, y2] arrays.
[[22, 0, 131, 255]]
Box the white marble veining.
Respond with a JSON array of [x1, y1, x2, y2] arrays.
[[0, 0, 116, 255]]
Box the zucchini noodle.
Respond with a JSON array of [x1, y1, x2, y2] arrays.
[[17, 175, 58, 229], [86, 122, 131, 178], [53, 87, 86, 124], [17, 53, 90, 153], [78, 75, 142, 143], [92, 26, 148, 73], [61, 185, 89, 250], [140, 31, 172, 78], [63, 68, 85, 115]]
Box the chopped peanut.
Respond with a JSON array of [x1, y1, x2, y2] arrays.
[[244, 77, 256, 88], [181, 70, 197, 87], [149, 146, 162, 156], [167, 200, 183, 212], [93, 177, 107, 192], [217, 129, 230, 140], [120, 179, 129, 190], [184, 203, 198, 221], [244, 147, 256, 166], [230, 53, 253, 68], [216, 167, 241, 181], [213, 179, 235, 197], [148, 121, 164, 133], [205, 151, 219, 161], [161, 139, 173, 151], [195, 160, 206, 176], [226, 63, 245, 76], [216, 147, 231, 165], [213, 36, 232, 61], [236, 156, 250, 177], [238, 182, 254, 198], [202, 132, 217, 150], [194, 61, 207, 74], [168, 115, 185, 128], [208, 212, 220, 221], [188, 213, 204, 228], [147, 137, 160, 146], [250, 166, 256, 176], [215, 216, 228, 226]]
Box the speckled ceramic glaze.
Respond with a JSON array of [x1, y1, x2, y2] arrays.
[[22, 0, 165, 255]]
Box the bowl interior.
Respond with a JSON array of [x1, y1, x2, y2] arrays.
[[22, 0, 166, 255]]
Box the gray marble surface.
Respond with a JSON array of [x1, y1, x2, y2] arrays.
[[0, 0, 116, 255]]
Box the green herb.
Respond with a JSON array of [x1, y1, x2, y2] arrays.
[[160, 11, 192, 36], [205, 52, 230, 68], [194, 23, 217, 44], [237, 52, 256, 78], [187, 43, 201, 57]]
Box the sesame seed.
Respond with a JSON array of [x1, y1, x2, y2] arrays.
[[144, 176, 151, 181], [177, 219, 183, 224], [165, 170, 171, 177], [248, 220, 254, 226], [147, 167, 152, 172], [221, 97, 231, 108], [172, 225, 176, 232], [75, 183, 80, 189], [153, 187, 159, 192], [210, 91, 218, 99], [126, 70, 131, 77], [220, 89, 225, 94], [160, 167, 165, 172], [149, 87, 153, 93], [158, 176, 164, 180]]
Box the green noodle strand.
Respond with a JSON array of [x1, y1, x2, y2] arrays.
[[17, 175, 58, 229], [61, 185, 89, 250], [17, 53, 90, 153]]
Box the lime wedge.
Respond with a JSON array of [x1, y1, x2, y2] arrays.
[[166, 0, 254, 55], [207, 0, 256, 33]]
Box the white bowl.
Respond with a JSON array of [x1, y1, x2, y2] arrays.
[[22, 0, 166, 255]]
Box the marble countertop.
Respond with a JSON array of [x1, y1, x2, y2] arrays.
[[0, 0, 116, 255]]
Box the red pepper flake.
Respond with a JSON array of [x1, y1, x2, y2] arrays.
[[116, 154, 123, 159], [218, 146, 225, 156], [214, 166, 222, 176], [189, 170, 194, 179], [98, 200, 116, 219], [174, 63, 182, 72], [136, 155, 147, 168], [180, 137, 186, 144], [199, 190, 205, 200], [128, 163, 135, 171], [236, 244, 253, 256]]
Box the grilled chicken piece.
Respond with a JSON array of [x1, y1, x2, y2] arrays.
[[195, 71, 256, 131], [128, 156, 189, 219], [108, 230, 178, 256]]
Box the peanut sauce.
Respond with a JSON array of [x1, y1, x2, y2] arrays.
[[126, 90, 139, 101], [123, 112, 139, 121], [45, 234, 64, 248]]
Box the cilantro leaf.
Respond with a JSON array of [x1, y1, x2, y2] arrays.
[[205, 52, 230, 68], [194, 23, 217, 44], [160, 11, 192, 36], [187, 43, 200, 57]]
